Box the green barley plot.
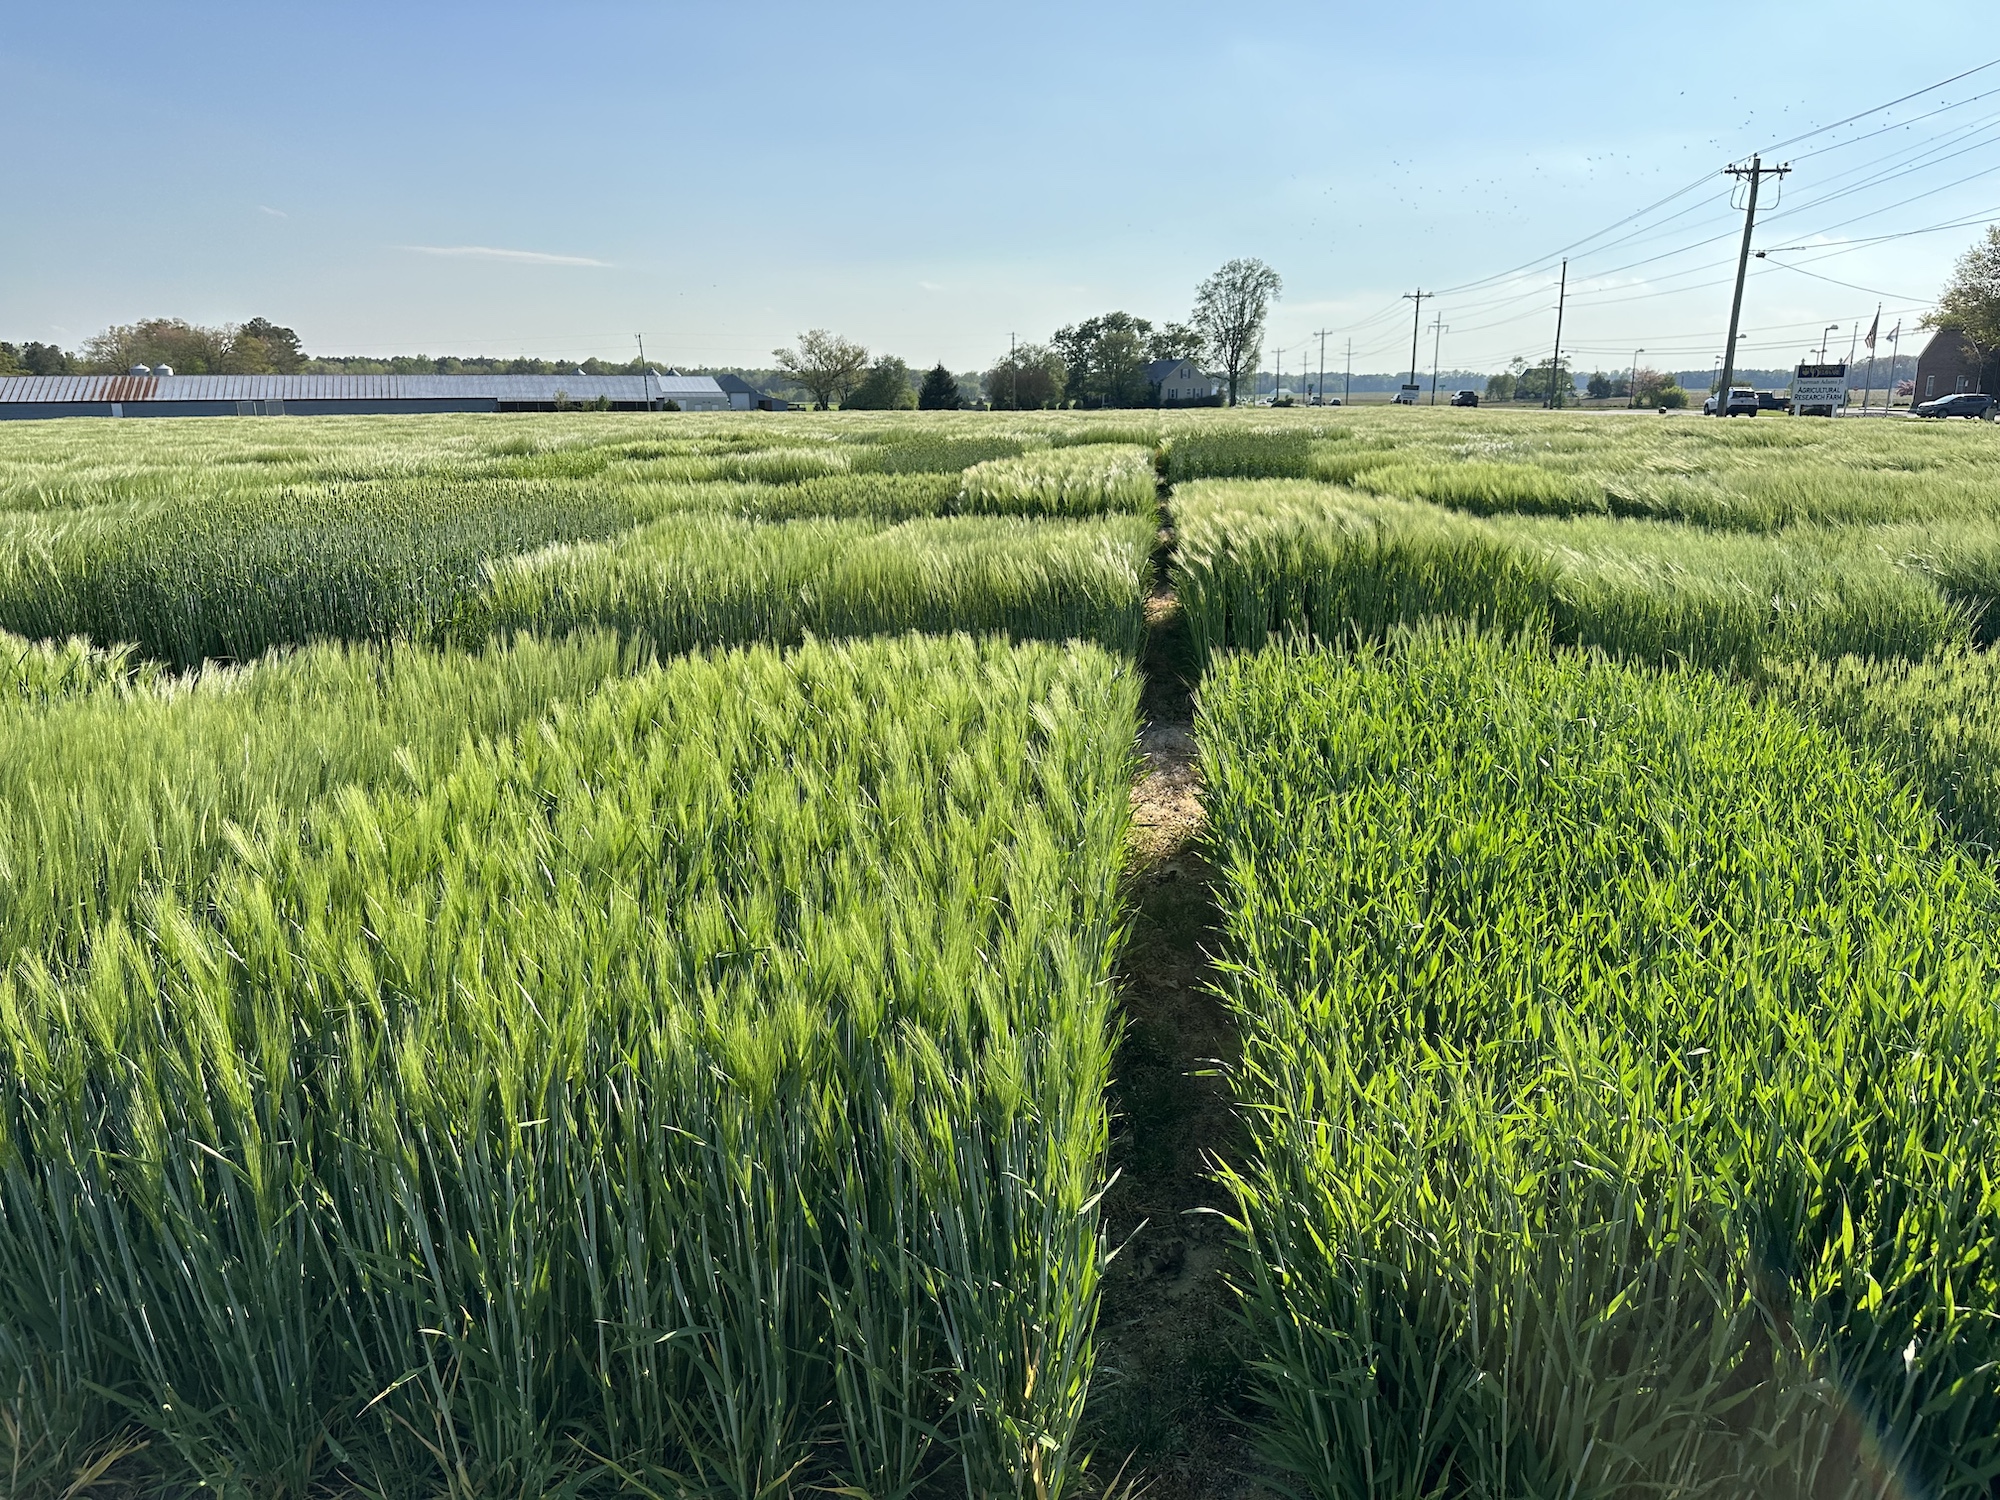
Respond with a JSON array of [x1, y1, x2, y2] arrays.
[[464, 510, 1154, 658], [958, 443, 1160, 518], [0, 631, 1135, 1500], [0, 631, 642, 976], [1172, 479, 1971, 668], [1199, 628, 2000, 1499]]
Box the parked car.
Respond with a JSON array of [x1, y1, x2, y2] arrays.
[[1449, 390, 1479, 407], [1391, 388, 1419, 405], [1702, 387, 1759, 417], [1756, 391, 1791, 413], [1912, 392, 1996, 419]]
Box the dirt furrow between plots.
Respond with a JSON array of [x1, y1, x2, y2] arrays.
[[1084, 562, 1275, 1500]]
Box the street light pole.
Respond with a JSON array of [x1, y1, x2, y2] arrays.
[[1630, 348, 1645, 408]]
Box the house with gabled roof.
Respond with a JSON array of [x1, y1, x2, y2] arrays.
[[1145, 357, 1221, 407]]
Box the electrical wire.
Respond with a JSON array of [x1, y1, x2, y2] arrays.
[[1758, 259, 1928, 302], [1754, 57, 2000, 155], [1788, 83, 2000, 162], [1411, 60, 2000, 362]]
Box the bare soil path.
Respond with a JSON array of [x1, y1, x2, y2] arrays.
[[1083, 554, 1276, 1499]]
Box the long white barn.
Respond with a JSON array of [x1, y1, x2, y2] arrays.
[[0, 370, 731, 419]]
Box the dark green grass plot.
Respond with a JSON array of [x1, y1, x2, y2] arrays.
[[1197, 628, 2000, 1499]]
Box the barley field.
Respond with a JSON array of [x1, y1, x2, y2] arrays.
[[3, 405, 2000, 1498]]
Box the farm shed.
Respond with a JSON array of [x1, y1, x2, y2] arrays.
[[714, 373, 789, 411], [0, 370, 730, 419]]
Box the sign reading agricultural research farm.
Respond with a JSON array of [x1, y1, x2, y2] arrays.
[[1792, 363, 1848, 410]]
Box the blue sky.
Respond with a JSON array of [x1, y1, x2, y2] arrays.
[[2, 3, 1987, 377]]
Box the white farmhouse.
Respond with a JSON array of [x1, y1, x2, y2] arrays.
[[1145, 358, 1221, 406]]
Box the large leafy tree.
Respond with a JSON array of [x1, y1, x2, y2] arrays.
[[844, 356, 917, 410], [985, 343, 1066, 410], [1147, 322, 1207, 363], [772, 329, 870, 409], [1052, 312, 1157, 408], [917, 363, 962, 410], [0, 341, 73, 375], [230, 317, 305, 373], [1926, 226, 2000, 351], [78, 316, 304, 374], [1193, 258, 1282, 406]]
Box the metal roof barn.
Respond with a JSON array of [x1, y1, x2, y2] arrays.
[[0, 371, 732, 419]]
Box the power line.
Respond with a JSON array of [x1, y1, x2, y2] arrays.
[[1755, 57, 2000, 155], [1789, 83, 2000, 162], [1757, 258, 1928, 302], [1763, 204, 2000, 252], [1403, 59, 2000, 361]]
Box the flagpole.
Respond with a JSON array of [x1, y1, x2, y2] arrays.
[[1863, 304, 1880, 417], [1890, 322, 1902, 413]]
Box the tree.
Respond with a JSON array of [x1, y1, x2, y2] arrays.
[[985, 343, 1066, 410], [1148, 322, 1207, 363], [1586, 370, 1613, 400], [1509, 354, 1574, 405], [84, 318, 231, 373], [772, 329, 870, 409], [1193, 258, 1282, 406], [20, 342, 71, 374], [0, 342, 59, 375], [1484, 370, 1516, 401], [917, 363, 961, 410], [226, 317, 304, 373], [1927, 226, 2000, 356], [1631, 367, 1679, 405], [1053, 312, 1156, 408], [845, 356, 917, 410]]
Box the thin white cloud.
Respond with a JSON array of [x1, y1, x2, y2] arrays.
[[401, 244, 612, 267], [259, 205, 288, 218]]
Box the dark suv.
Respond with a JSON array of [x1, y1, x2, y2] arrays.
[[1449, 390, 1478, 407], [1913, 392, 1996, 419]]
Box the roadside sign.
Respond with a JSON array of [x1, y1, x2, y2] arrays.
[[1792, 363, 1847, 413]]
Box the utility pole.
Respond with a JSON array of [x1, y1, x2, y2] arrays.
[[1546, 259, 1568, 409], [1889, 320, 1902, 408], [1315, 328, 1332, 407], [1629, 347, 1645, 408], [1429, 316, 1448, 404], [1403, 289, 1430, 390], [1344, 338, 1352, 405], [636, 333, 651, 410], [1716, 154, 1789, 414], [1009, 332, 1018, 411]]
